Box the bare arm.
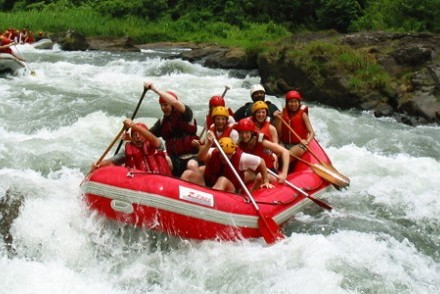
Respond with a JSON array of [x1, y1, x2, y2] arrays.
[[262, 140, 290, 182], [123, 119, 161, 148], [269, 124, 279, 143], [144, 82, 186, 113], [198, 130, 214, 162], [302, 112, 315, 144], [256, 158, 274, 189]]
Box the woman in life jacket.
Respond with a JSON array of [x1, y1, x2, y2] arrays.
[[181, 132, 274, 193], [205, 95, 235, 131], [235, 118, 290, 184], [91, 119, 172, 176], [208, 106, 239, 143], [144, 82, 200, 177], [275, 90, 315, 161], [250, 101, 279, 143]]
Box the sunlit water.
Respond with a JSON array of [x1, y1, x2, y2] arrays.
[[1, 44, 439, 293]]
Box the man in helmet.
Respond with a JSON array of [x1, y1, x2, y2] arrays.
[[144, 82, 200, 177], [181, 132, 274, 193], [234, 84, 280, 122], [90, 119, 171, 175], [275, 90, 315, 160]]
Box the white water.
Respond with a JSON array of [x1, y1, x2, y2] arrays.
[[0, 44, 439, 293]]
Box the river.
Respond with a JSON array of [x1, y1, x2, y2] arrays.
[[1, 44, 439, 293]]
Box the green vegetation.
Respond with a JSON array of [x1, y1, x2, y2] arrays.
[[263, 38, 392, 92], [0, 0, 436, 95], [0, 7, 289, 48], [1, 0, 439, 47]]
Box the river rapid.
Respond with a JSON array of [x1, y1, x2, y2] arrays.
[[1, 45, 439, 294]]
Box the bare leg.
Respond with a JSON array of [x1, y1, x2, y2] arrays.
[[180, 166, 205, 185], [213, 176, 235, 192]]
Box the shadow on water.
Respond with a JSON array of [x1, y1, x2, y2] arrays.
[[0, 189, 25, 257]]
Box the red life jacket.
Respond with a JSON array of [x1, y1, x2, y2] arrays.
[[0, 37, 13, 54], [209, 123, 234, 140], [280, 105, 309, 144], [239, 133, 275, 169], [125, 142, 172, 176], [160, 109, 199, 156], [252, 117, 272, 142], [204, 148, 244, 190], [205, 108, 235, 130]]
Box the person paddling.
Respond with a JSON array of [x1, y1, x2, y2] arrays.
[[275, 90, 315, 163], [0, 34, 24, 61], [144, 82, 200, 177], [90, 119, 171, 175]]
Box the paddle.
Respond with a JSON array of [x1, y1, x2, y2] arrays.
[[212, 136, 285, 244], [290, 153, 348, 190], [276, 114, 350, 189], [114, 88, 148, 155], [267, 169, 332, 211], [199, 85, 231, 138], [13, 45, 36, 76], [96, 126, 126, 167], [81, 125, 126, 186]]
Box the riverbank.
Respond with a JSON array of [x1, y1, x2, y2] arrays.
[[53, 30, 440, 126]]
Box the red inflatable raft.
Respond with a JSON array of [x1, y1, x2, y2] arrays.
[[81, 139, 334, 241]]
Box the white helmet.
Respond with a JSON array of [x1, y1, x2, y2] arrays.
[[250, 84, 265, 96]]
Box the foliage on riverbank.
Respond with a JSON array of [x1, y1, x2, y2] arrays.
[[0, 8, 289, 48], [2, 0, 440, 35]]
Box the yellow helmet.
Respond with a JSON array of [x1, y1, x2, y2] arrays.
[[219, 137, 236, 154], [251, 101, 269, 114], [211, 106, 229, 118]]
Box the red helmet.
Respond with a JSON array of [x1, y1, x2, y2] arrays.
[[285, 90, 302, 100], [159, 90, 178, 104], [209, 95, 225, 107], [131, 123, 148, 135], [235, 118, 255, 132], [133, 122, 148, 130]]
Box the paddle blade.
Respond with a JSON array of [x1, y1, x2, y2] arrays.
[[310, 163, 350, 189], [322, 163, 350, 185], [258, 215, 285, 244]]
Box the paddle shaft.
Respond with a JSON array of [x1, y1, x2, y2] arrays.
[[267, 169, 332, 211], [212, 137, 284, 244], [114, 88, 148, 155], [277, 114, 324, 163], [81, 125, 126, 185], [13, 45, 35, 75], [277, 114, 350, 186], [97, 127, 126, 166]]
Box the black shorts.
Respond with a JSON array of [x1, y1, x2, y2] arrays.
[[170, 154, 198, 177]]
